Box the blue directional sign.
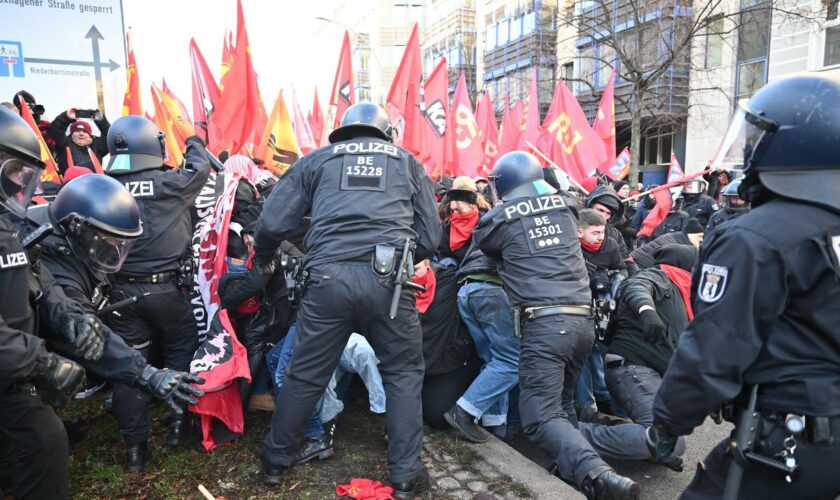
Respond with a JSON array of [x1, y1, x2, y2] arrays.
[[0, 41, 25, 78]]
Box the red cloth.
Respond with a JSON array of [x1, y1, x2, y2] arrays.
[[474, 90, 500, 178], [580, 177, 599, 194], [659, 264, 694, 320], [418, 58, 448, 176], [449, 210, 479, 251], [637, 188, 673, 238], [579, 238, 603, 253], [412, 267, 437, 314], [386, 24, 422, 156], [64, 166, 93, 182], [446, 72, 483, 178], [336, 478, 395, 500]]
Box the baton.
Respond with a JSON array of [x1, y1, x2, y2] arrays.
[[723, 385, 760, 500]]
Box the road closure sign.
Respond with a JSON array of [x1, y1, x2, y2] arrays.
[[0, 0, 125, 119]]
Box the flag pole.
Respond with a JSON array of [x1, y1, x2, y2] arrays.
[[525, 140, 590, 195], [622, 168, 714, 203]]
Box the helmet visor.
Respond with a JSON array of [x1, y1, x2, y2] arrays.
[[709, 105, 776, 173], [0, 151, 42, 218], [68, 223, 136, 273]]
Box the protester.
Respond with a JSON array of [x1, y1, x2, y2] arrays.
[[48, 108, 110, 175], [584, 186, 638, 275], [12, 90, 54, 153], [629, 218, 703, 269], [436, 176, 491, 266]]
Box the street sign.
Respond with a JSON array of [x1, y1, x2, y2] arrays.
[[0, 1, 125, 120]]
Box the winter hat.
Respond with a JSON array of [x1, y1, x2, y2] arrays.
[[653, 244, 698, 271], [683, 218, 704, 235], [69, 121, 92, 135], [612, 180, 629, 193]]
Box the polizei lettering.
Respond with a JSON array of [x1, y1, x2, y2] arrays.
[[332, 142, 399, 158], [124, 180, 155, 197], [503, 194, 566, 220], [0, 251, 28, 270]]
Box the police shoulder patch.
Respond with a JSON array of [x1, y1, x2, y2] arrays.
[[697, 263, 728, 303]]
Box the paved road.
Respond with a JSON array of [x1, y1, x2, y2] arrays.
[[509, 418, 732, 499]]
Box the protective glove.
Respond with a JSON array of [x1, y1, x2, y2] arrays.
[[62, 313, 105, 361], [646, 424, 683, 472], [35, 353, 86, 408], [136, 365, 205, 415], [252, 250, 279, 276], [639, 308, 666, 343]]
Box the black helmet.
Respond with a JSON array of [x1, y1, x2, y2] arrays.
[[105, 115, 166, 175], [12, 91, 44, 118], [0, 106, 45, 218], [328, 102, 392, 144], [710, 74, 840, 211], [585, 186, 624, 221], [720, 178, 749, 214], [489, 151, 555, 201], [52, 175, 142, 272], [682, 179, 707, 195]]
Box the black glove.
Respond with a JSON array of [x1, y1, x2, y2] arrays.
[[62, 313, 105, 361], [35, 353, 86, 408], [639, 309, 666, 343], [136, 365, 205, 415], [252, 250, 278, 276], [646, 424, 683, 472], [184, 134, 206, 147]]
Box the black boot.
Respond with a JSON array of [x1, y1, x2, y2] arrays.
[[592, 470, 639, 500], [391, 469, 430, 500], [443, 404, 488, 443], [262, 461, 287, 486], [126, 442, 151, 473], [166, 418, 200, 446], [293, 434, 334, 464]]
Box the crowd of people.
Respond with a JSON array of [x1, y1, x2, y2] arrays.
[[1, 71, 839, 500]]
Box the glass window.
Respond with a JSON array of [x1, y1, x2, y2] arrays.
[[499, 19, 509, 45], [579, 45, 595, 92], [736, 60, 766, 100], [487, 24, 497, 49], [523, 12, 536, 34], [562, 62, 574, 89], [826, 26, 840, 66], [645, 136, 658, 165], [659, 134, 672, 162], [738, 6, 771, 61], [705, 17, 724, 67], [640, 25, 658, 69], [828, 0, 838, 20], [511, 16, 522, 40], [599, 45, 614, 87]]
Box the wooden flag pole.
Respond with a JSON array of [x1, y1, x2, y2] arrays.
[[524, 141, 590, 195]]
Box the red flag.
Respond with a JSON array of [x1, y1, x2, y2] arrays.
[[324, 31, 355, 143], [418, 58, 448, 176], [637, 188, 673, 238], [150, 85, 185, 168], [307, 87, 324, 148], [220, 30, 234, 80], [190, 38, 220, 145], [668, 153, 686, 199], [498, 94, 518, 156], [593, 68, 617, 171], [19, 100, 61, 184], [446, 72, 483, 179], [292, 89, 317, 155], [536, 81, 609, 186], [474, 91, 500, 178], [517, 69, 540, 150], [121, 31, 142, 116], [386, 23, 422, 155], [606, 147, 630, 181], [212, 0, 263, 155]]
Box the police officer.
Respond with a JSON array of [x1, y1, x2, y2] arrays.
[[704, 178, 749, 234], [253, 102, 440, 498], [649, 74, 840, 498], [473, 151, 639, 500], [0, 105, 88, 499], [675, 179, 717, 227], [103, 115, 212, 471], [28, 174, 204, 468]]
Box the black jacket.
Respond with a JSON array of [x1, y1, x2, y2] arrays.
[[676, 194, 717, 227], [253, 137, 441, 269], [630, 232, 692, 269], [607, 267, 688, 376], [48, 111, 110, 174], [654, 198, 840, 436]]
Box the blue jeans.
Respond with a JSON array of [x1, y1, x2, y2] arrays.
[[576, 340, 611, 408], [456, 281, 519, 426], [321, 333, 387, 422], [266, 324, 324, 439]]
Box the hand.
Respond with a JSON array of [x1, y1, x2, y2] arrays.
[[35, 353, 86, 408], [93, 109, 104, 121], [646, 424, 683, 472], [136, 366, 205, 415], [184, 134, 206, 147], [252, 251, 278, 275], [67, 108, 77, 120], [639, 309, 666, 343], [62, 313, 105, 361]]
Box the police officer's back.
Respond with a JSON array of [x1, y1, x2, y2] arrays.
[[650, 74, 840, 499], [253, 103, 440, 498]]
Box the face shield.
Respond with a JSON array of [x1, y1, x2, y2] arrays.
[[0, 150, 43, 218], [709, 104, 778, 174], [66, 220, 136, 273], [721, 194, 749, 213], [683, 180, 706, 195]]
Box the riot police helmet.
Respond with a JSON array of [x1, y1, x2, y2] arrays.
[[489, 151, 555, 201], [682, 179, 707, 195], [720, 178, 749, 214], [0, 106, 45, 218], [52, 174, 142, 273], [328, 102, 392, 144], [709, 74, 840, 211], [105, 115, 166, 175]]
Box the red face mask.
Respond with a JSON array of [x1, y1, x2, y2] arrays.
[[449, 210, 479, 251], [579, 237, 603, 253]]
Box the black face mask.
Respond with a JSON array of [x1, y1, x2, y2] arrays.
[[738, 173, 776, 208]]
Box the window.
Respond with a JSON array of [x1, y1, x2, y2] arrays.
[[736, 60, 766, 101], [499, 19, 509, 45], [487, 24, 497, 49], [578, 45, 596, 92], [523, 12, 536, 34], [562, 62, 574, 89], [828, 0, 838, 20], [510, 16, 522, 40], [826, 26, 840, 66], [738, 7, 771, 61], [643, 132, 674, 165], [705, 17, 725, 68], [640, 25, 658, 69], [598, 45, 615, 87]]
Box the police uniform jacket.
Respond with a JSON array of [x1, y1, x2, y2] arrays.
[[112, 141, 211, 275], [654, 198, 840, 436], [704, 207, 738, 234], [677, 194, 717, 227], [253, 137, 441, 268], [472, 189, 591, 307]]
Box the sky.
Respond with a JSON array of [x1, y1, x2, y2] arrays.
[[123, 0, 349, 114]]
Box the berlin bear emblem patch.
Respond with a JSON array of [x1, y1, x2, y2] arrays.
[[698, 263, 728, 303]]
